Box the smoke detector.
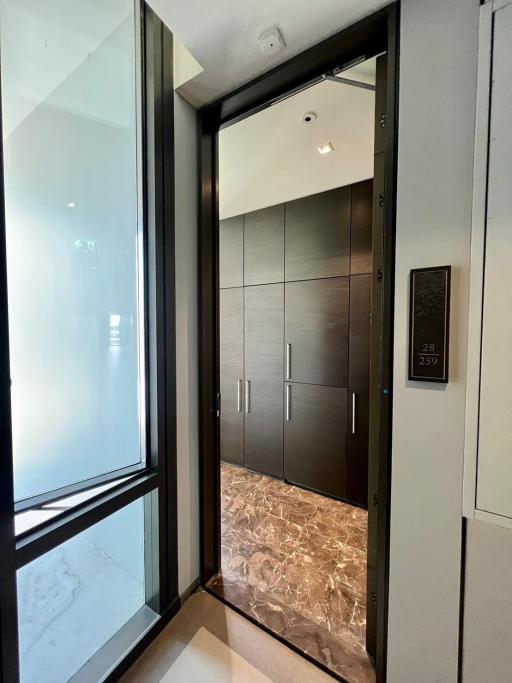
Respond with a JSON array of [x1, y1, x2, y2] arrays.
[[258, 26, 286, 56], [301, 111, 317, 124]]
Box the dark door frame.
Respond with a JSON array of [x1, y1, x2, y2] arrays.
[[198, 5, 399, 681]]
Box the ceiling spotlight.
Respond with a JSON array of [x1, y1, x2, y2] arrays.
[[66, 201, 76, 208], [317, 142, 334, 155]]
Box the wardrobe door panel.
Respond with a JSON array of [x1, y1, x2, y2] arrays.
[[348, 386, 370, 507], [348, 275, 371, 507], [284, 383, 347, 499], [350, 179, 373, 275], [244, 284, 284, 477], [285, 277, 349, 387], [219, 216, 243, 288], [244, 204, 284, 285], [220, 288, 244, 465], [285, 187, 350, 281], [349, 274, 372, 386]]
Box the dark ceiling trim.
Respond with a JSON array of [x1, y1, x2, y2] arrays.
[[201, 6, 388, 126]]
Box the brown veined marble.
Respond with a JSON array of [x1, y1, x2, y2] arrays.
[[208, 463, 376, 683]]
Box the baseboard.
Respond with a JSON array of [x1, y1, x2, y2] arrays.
[[180, 577, 201, 604]]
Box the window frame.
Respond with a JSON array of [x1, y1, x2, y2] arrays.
[[0, 3, 178, 681]]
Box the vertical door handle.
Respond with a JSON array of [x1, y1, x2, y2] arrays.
[[352, 392, 357, 434], [237, 379, 242, 412], [286, 343, 291, 380], [286, 384, 291, 421], [245, 380, 251, 414]]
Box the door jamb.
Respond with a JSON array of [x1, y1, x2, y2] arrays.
[[198, 5, 399, 680]]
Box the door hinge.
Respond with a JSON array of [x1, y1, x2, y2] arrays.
[[379, 112, 386, 128], [373, 494, 379, 509], [377, 268, 383, 283], [371, 591, 377, 606], [378, 192, 384, 208], [216, 392, 221, 418]]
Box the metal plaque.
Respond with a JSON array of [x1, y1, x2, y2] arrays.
[[409, 266, 451, 383]]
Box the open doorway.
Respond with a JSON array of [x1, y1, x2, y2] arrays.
[[210, 57, 378, 683], [199, 7, 398, 683]]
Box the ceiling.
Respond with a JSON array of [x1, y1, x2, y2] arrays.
[[219, 60, 375, 219], [147, 0, 389, 106]]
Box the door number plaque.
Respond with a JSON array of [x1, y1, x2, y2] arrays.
[[409, 266, 451, 383]]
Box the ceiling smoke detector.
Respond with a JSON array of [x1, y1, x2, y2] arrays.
[[258, 26, 286, 56], [301, 111, 317, 124]]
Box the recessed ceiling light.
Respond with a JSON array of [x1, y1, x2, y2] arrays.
[[317, 142, 334, 155], [301, 111, 317, 124], [66, 201, 76, 208]]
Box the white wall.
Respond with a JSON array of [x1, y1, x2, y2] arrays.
[[461, 3, 512, 681], [387, 0, 479, 681], [462, 520, 512, 683], [174, 92, 200, 595]]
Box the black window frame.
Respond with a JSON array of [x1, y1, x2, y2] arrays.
[[0, 4, 178, 681]]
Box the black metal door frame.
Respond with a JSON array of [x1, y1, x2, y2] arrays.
[[198, 4, 399, 682]]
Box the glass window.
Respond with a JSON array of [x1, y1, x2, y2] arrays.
[[17, 499, 145, 683], [0, 0, 144, 502]]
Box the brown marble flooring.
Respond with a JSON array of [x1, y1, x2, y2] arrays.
[[207, 463, 375, 683]]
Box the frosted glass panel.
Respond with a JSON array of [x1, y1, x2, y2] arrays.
[[17, 499, 145, 683], [0, 0, 144, 500]]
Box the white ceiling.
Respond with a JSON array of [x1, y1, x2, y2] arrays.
[[148, 0, 390, 106], [219, 60, 375, 219]]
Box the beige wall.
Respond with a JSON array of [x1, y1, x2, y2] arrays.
[[462, 520, 512, 683], [174, 92, 199, 595], [387, 0, 479, 680]]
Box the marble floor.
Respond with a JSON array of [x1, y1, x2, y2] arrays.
[[207, 463, 375, 683]]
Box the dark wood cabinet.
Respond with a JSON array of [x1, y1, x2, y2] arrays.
[[285, 277, 349, 387], [284, 383, 347, 498], [219, 184, 372, 505], [347, 274, 372, 507], [350, 180, 373, 275], [284, 187, 350, 281], [244, 284, 284, 477], [244, 205, 284, 286], [220, 288, 244, 465], [349, 274, 372, 387], [219, 216, 243, 288]]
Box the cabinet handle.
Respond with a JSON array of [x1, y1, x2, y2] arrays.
[[286, 343, 291, 380], [286, 384, 291, 421], [352, 392, 357, 434], [237, 379, 242, 412], [245, 380, 251, 414]]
